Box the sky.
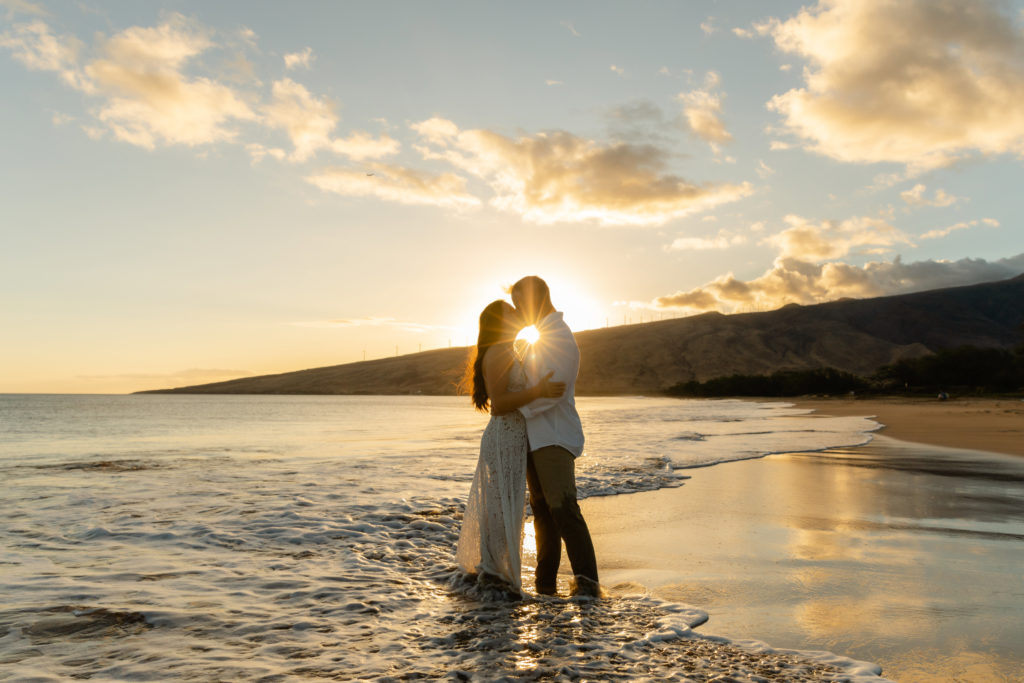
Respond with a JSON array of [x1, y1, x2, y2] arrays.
[[2, 0, 1024, 394]]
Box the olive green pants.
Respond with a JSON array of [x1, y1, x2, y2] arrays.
[[526, 445, 599, 590]]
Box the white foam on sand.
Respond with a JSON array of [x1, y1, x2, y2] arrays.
[[0, 394, 891, 680]]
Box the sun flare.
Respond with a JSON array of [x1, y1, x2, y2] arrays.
[[516, 325, 540, 345]]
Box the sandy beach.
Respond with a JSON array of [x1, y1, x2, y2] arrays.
[[578, 397, 1024, 682], [787, 397, 1024, 458]]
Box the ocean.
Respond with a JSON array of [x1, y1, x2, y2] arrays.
[[0, 394, 886, 681]]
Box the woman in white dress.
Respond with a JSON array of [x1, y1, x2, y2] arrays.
[[456, 300, 564, 594]]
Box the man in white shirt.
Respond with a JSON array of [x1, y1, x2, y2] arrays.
[[511, 276, 600, 597]]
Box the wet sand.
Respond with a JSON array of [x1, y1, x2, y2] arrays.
[[582, 436, 1024, 682]]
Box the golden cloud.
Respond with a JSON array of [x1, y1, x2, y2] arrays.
[[666, 230, 747, 251], [678, 71, 732, 145], [83, 14, 256, 148], [411, 117, 752, 225], [766, 0, 1024, 170], [765, 215, 914, 261], [263, 78, 337, 161], [305, 164, 479, 209], [654, 253, 1024, 314]]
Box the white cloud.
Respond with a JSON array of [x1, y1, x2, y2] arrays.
[[700, 18, 717, 35], [756, 160, 775, 178], [411, 117, 753, 226], [283, 46, 314, 70], [678, 71, 732, 145], [765, 0, 1024, 171], [545, 79, 562, 86], [900, 184, 960, 208], [561, 21, 580, 38], [610, 64, 625, 76], [305, 164, 480, 209], [732, 27, 753, 39]]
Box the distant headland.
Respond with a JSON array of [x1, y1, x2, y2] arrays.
[[136, 275, 1024, 397]]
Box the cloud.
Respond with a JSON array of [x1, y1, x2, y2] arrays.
[[245, 142, 286, 163], [561, 21, 580, 38], [765, 214, 914, 261], [666, 230, 747, 251], [700, 18, 717, 35], [609, 64, 625, 76], [305, 164, 480, 209], [262, 77, 339, 161], [900, 184, 960, 207], [283, 46, 314, 70], [0, 19, 87, 89], [653, 253, 1024, 313], [411, 117, 753, 226], [920, 218, 998, 240], [545, 79, 562, 86], [765, 0, 1024, 171], [732, 27, 754, 39], [3, 14, 402, 161], [678, 71, 732, 145], [330, 131, 400, 161], [756, 160, 775, 178], [0, 0, 47, 18], [82, 14, 256, 148]]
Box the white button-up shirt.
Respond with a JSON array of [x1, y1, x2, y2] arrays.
[[519, 311, 585, 457]]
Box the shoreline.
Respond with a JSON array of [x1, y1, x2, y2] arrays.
[[581, 434, 1024, 683], [780, 396, 1024, 457]]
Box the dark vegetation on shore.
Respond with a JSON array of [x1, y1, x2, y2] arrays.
[[138, 274, 1024, 397], [667, 343, 1024, 398]]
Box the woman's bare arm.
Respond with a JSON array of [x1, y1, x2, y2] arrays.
[[483, 346, 565, 416]]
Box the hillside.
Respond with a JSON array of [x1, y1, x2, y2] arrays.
[[138, 274, 1024, 396]]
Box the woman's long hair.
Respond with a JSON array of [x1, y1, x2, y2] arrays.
[[461, 300, 509, 412]]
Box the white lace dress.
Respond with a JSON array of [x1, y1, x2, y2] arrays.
[[455, 360, 529, 592]]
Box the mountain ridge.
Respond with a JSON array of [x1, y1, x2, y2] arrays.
[[137, 275, 1024, 396]]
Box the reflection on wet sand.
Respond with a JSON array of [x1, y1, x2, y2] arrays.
[[585, 435, 1024, 683]]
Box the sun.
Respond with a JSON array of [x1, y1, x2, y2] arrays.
[[516, 325, 540, 345]]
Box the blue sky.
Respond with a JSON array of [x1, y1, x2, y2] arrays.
[[2, 0, 1023, 393]]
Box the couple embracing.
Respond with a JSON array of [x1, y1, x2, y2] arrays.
[[456, 276, 600, 598]]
